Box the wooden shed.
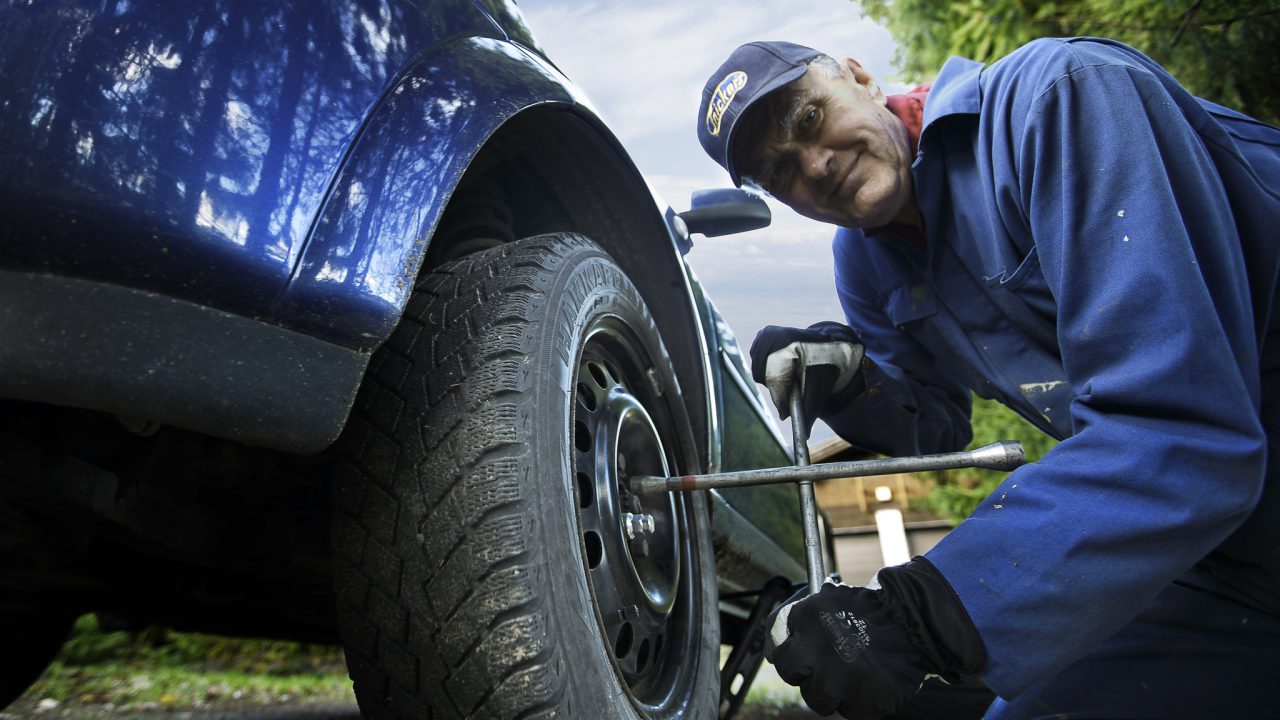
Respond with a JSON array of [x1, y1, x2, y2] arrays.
[[809, 436, 955, 584]]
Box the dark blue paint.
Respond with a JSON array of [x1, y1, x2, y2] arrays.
[[275, 36, 579, 347], [0, 0, 500, 324], [0, 0, 806, 584]]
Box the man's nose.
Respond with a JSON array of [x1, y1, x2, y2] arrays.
[[798, 144, 833, 183]]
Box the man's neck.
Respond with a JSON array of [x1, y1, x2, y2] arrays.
[[891, 200, 923, 229], [881, 83, 932, 231]]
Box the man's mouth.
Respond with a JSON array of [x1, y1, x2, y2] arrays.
[[831, 154, 860, 203]]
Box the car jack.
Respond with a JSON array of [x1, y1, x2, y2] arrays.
[[718, 577, 799, 719]]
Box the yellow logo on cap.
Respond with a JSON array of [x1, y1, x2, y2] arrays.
[[706, 71, 748, 137]]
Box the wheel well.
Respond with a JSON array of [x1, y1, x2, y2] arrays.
[[429, 106, 711, 470]]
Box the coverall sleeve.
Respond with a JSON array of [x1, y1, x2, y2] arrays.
[[827, 228, 973, 456], [925, 42, 1268, 697]]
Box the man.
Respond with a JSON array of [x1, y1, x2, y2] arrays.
[[696, 38, 1280, 718]]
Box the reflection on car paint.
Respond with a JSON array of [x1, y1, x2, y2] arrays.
[[0, 0, 494, 322], [274, 36, 584, 347]]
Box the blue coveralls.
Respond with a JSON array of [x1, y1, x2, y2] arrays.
[[826, 38, 1280, 716]]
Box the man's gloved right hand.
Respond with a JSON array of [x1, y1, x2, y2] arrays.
[[764, 559, 988, 719], [750, 322, 866, 432]]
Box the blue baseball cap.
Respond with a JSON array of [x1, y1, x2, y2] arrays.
[[697, 41, 822, 186]]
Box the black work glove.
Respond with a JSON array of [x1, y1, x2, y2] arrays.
[[764, 558, 987, 719], [749, 322, 866, 433]]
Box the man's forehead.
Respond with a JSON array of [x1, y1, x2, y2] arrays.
[[776, 84, 815, 136]]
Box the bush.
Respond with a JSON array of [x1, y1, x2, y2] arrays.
[[920, 395, 1057, 524]]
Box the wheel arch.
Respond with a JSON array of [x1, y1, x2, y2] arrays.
[[274, 35, 713, 466], [444, 105, 715, 473]]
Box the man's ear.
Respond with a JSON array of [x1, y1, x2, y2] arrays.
[[843, 57, 886, 106]]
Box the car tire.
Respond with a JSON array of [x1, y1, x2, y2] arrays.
[[332, 233, 719, 719], [0, 603, 74, 709]]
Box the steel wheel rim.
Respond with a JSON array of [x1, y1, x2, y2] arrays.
[[572, 317, 699, 711]]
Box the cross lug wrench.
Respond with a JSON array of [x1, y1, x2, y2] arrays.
[[630, 395, 1026, 592], [671, 378, 1026, 720]]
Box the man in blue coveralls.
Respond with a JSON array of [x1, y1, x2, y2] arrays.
[[696, 38, 1280, 718]]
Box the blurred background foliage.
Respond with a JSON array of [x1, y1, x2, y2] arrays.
[[59, 613, 345, 675], [856, 0, 1280, 125], [919, 395, 1059, 523]]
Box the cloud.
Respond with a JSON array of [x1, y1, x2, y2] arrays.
[[686, 222, 846, 338], [521, 0, 904, 146]]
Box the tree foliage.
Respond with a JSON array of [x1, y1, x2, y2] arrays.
[[858, 0, 1280, 124], [920, 395, 1058, 524]]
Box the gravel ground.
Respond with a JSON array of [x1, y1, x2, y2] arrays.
[[5, 675, 818, 720], [4, 691, 817, 720]]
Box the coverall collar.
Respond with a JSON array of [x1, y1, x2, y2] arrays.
[[897, 56, 984, 253], [919, 56, 984, 137]]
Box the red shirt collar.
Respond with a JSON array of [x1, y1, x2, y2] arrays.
[[885, 82, 931, 153], [865, 82, 931, 246]]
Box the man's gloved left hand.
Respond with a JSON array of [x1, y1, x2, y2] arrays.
[[765, 558, 987, 719], [749, 322, 866, 433]]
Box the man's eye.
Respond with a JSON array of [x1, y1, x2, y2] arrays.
[[799, 108, 819, 132]]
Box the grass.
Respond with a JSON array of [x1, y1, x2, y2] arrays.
[[14, 664, 356, 715], [735, 687, 821, 719], [8, 615, 354, 718], [9, 615, 817, 718]]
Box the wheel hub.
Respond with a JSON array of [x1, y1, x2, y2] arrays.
[[610, 389, 680, 613]]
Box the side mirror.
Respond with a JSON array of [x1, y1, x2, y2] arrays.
[[677, 188, 771, 237]]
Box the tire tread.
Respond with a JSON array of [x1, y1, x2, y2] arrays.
[[334, 234, 605, 718]]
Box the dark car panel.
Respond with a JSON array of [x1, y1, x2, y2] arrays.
[[680, 266, 806, 598], [0, 270, 365, 452]]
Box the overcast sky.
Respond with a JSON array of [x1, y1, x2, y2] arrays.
[[520, 0, 916, 438]]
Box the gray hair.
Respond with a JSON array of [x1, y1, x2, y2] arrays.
[[808, 54, 843, 79]]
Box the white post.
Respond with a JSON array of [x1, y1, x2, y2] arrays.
[[873, 486, 911, 566]]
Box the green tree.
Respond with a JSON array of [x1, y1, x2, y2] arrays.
[[920, 395, 1058, 524], [857, 0, 1280, 124]]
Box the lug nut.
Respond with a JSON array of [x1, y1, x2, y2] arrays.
[[623, 512, 656, 539]]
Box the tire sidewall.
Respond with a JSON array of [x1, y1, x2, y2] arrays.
[[528, 240, 718, 719]]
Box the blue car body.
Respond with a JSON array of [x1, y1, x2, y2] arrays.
[[4, 0, 629, 451], [0, 0, 806, 627], [4, 0, 534, 342]]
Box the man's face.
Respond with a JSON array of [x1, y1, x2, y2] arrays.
[[741, 59, 914, 228]]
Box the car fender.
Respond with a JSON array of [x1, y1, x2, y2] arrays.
[[272, 35, 717, 466]]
